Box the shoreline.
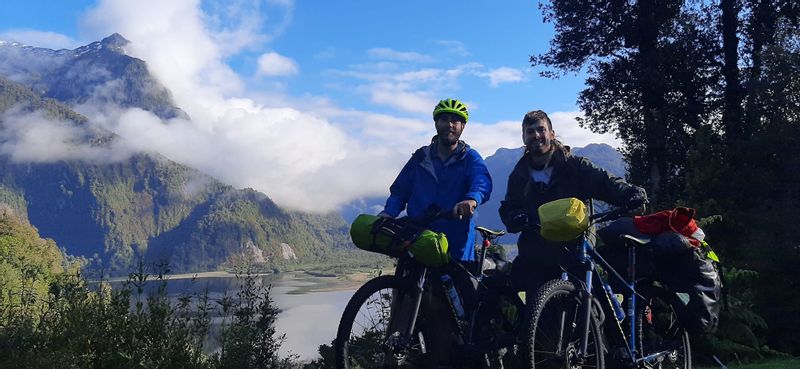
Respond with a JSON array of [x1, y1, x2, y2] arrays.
[[89, 269, 389, 293]]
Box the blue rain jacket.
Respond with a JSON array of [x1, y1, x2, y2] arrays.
[[382, 141, 492, 261]]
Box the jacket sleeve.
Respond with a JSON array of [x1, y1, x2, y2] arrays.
[[577, 157, 645, 207], [499, 170, 529, 233], [465, 151, 492, 205], [382, 156, 417, 217]]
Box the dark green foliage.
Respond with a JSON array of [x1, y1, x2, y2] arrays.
[[0, 176, 328, 369], [302, 339, 336, 369], [535, 0, 800, 359], [0, 206, 64, 311], [706, 268, 787, 362], [214, 270, 296, 369], [0, 269, 298, 369]]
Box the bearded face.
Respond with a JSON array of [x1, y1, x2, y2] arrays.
[[435, 113, 465, 146], [523, 119, 555, 156]]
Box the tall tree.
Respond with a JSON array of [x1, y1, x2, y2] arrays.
[[535, 0, 800, 358], [721, 0, 745, 141], [534, 0, 711, 205]]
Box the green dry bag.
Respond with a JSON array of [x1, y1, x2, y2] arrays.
[[350, 214, 450, 267]]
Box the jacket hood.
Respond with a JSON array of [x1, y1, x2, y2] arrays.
[[426, 136, 470, 164]]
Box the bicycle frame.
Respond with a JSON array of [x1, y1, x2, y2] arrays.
[[568, 224, 678, 368], [386, 229, 515, 360]]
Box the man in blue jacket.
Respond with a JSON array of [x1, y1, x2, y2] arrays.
[[379, 98, 492, 366], [379, 98, 492, 264]]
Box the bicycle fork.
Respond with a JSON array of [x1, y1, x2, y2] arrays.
[[385, 266, 429, 357], [404, 267, 428, 350]]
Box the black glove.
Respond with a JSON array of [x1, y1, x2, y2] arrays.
[[625, 189, 648, 214], [507, 212, 530, 233]]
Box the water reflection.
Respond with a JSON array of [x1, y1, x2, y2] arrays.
[[103, 272, 359, 361]]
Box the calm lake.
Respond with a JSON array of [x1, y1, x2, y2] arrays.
[[110, 271, 363, 361]]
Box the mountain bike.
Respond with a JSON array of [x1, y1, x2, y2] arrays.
[[334, 217, 525, 369], [525, 206, 691, 369]]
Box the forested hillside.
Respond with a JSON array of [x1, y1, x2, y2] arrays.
[[0, 206, 64, 309]]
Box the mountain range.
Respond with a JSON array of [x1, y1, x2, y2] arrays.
[[0, 34, 361, 274], [0, 34, 625, 274]]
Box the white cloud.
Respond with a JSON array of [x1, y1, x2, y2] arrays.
[[0, 29, 80, 49], [72, 0, 424, 212], [460, 120, 523, 157], [330, 63, 485, 114], [77, 103, 412, 212], [267, 0, 294, 6], [256, 52, 299, 76], [82, 0, 245, 103], [367, 47, 433, 63], [0, 109, 131, 163], [367, 82, 437, 115], [433, 40, 469, 56], [203, 0, 294, 53], [549, 111, 622, 148], [482, 67, 525, 87]]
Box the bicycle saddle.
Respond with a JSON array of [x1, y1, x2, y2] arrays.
[[621, 233, 651, 246], [475, 226, 506, 237]]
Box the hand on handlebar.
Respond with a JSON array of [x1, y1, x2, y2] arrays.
[[453, 199, 477, 220], [505, 211, 531, 233], [625, 188, 649, 215], [625, 196, 648, 216]]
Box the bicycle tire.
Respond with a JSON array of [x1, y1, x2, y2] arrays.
[[636, 286, 691, 369], [526, 279, 605, 369], [334, 275, 430, 369]]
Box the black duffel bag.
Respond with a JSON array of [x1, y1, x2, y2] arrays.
[[598, 217, 722, 335]]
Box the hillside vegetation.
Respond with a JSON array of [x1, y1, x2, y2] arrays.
[[0, 206, 63, 310], [0, 208, 300, 369]]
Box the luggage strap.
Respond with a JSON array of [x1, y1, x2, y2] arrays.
[[370, 218, 425, 255]]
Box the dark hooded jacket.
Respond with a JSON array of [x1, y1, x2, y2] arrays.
[[499, 143, 644, 259]]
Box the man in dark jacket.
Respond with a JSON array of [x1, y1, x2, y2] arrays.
[[499, 110, 646, 295]]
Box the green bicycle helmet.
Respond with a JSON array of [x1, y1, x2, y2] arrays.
[[433, 98, 469, 123]]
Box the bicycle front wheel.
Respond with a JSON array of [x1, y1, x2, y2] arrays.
[[526, 279, 605, 369], [636, 286, 691, 369], [334, 275, 429, 369]]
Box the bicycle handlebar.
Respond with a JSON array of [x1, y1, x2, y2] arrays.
[[589, 207, 630, 223]]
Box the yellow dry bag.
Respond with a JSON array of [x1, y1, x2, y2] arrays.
[[538, 198, 590, 242]]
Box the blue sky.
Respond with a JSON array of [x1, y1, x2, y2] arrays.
[[0, 0, 617, 211]]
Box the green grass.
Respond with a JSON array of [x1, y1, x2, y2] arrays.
[[699, 357, 800, 369]]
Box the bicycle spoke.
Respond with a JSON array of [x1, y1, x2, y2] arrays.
[[337, 276, 428, 369], [527, 280, 604, 369]]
